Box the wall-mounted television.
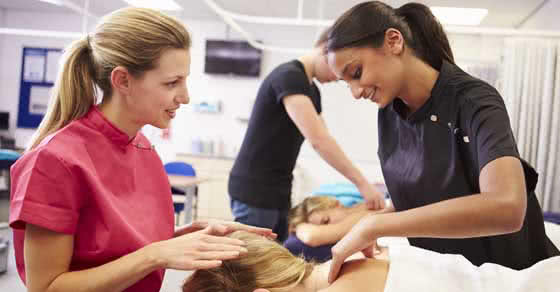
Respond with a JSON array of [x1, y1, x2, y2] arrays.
[[204, 40, 262, 77]]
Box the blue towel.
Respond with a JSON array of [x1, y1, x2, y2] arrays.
[[312, 182, 390, 207], [0, 149, 21, 161], [312, 183, 364, 207]]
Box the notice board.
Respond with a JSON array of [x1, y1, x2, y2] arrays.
[[17, 47, 63, 128]]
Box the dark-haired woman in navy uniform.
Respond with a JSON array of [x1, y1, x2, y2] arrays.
[[324, 1, 559, 282]]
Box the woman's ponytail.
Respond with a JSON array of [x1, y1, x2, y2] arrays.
[[396, 3, 455, 69], [28, 37, 96, 150]]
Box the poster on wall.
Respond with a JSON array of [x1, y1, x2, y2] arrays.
[[29, 86, 52, 115], [23, 52, 46, 82], [17, 47, 62, 129], [46, 50, 63, 83]]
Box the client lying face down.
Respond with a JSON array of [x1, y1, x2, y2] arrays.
[[288, 196, 383, 248], [182, 231, 559, 292]]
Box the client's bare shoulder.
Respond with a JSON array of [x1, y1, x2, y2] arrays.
[[322, 258, 389, 292]]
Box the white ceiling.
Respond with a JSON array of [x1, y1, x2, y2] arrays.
[[0, 0, 550, 29]]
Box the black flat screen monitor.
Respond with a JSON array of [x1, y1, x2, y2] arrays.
[[204, 40, 262, 77]]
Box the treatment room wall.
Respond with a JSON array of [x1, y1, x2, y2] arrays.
[[0, 9, 507, 197]]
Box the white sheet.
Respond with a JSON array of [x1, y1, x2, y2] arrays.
[[383, 245, 560, 292]]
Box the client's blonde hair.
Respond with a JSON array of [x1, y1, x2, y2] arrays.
[[182, 231, 314, 292], [288, 196, 340, 233]]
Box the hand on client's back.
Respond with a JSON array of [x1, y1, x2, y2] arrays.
[[358, 183, 386, 210]]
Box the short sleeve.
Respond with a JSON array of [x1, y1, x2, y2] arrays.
[[314, 84, 322, 114], [462, 89, 520, 172], [9, 148, 83, 234], [271, 68, 312, 104]]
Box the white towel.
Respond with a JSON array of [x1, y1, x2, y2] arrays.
[[383, 245, 559, 292]]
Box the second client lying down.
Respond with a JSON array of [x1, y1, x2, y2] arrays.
[[284, 196, 388, 261]]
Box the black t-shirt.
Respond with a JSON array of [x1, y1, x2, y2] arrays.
[[229, 60, 322, 210], [378, 60, 559, 270]]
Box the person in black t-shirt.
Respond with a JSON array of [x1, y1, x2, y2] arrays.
[[229, 30, 387, 242], [323, 1, 559, 282]]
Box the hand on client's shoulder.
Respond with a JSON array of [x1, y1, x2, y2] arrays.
[[322, 257, 390, 292]]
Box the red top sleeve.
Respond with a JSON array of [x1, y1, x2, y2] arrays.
[[10, 147, 84, 234]]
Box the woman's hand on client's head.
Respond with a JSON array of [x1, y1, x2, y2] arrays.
[[150, 224, 250, 271], [174, 220, 277, 239], [173, 220, 213, 237], [209, 220, 277, 239]]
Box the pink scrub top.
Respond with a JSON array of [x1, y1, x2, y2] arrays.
[[9, 106, 174, 292]]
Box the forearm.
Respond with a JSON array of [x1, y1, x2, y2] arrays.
[[348, 202, 393, 214], [299, 209, 379, 246], [367, 192, 524, 240], [298, 212, 364, 246], [45, 245, 162, 292], [311, 135, 368, 186]]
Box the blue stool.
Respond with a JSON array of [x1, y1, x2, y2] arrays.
[[164, 162, 197, 225]]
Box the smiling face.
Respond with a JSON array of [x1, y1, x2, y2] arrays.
[[327, 30, 406, 108], [128, 48, 191, 129]]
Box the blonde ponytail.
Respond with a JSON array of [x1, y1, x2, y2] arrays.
[[29, 37, 96, 150]]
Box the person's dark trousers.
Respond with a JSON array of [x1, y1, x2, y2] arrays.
[[230, 198, 289, 242]]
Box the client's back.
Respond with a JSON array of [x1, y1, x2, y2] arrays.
[[323, 257, 389, 292]]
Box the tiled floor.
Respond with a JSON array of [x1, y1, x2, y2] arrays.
[[0, 194, 192, 292]]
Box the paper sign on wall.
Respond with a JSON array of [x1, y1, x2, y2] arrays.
[[17, 47, 62, 129], [23, 54, 45, 82], [29, 86, 52, 115], [46, 50, 63, 83]]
